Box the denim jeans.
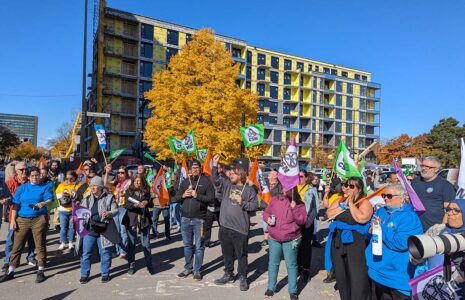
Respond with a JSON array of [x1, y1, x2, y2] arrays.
[[169, 203, 181, 227], [152, 207, 170, 238], [80, 234, 112, 277], [126, 226, 152, 269], [114, 207, 128, 256], [180, 217, 204, 273], [4, 228, 36, 264], [267, 237, 302, 294], [59, 211, 75, 243]]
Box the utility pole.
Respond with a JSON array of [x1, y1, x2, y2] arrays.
[[79, 0, 88, 161]]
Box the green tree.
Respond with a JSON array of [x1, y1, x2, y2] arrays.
[[10, 141, 38, 159], [0, 126, 20, 156], [427, 118, 464, 168]]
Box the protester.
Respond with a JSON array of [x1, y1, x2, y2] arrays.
[[0, 167, 53, 283], [79, 176, 119, 284], [325, 177, 373, 300], [297, 170, 319, 282], [366, 183, 423, 299], [137, 164, 146, 175], [261, 170, 282, 247], [204, 162, 224, 248], [212, 155, 258, 291], [174, 159, 215, 281], [0, 180, 11, 248], [152, 167, 172, 241], [4, 161, 36, 272], [76, 165, 96, 202], [55, 171, 81, 250], [123, 174, 153, 275], [263, 188, 307, 300], [4, 158, 19, 182], [387, 172, 399, 184], [412, 156, 456, 231], [48, 160, 63, 185]]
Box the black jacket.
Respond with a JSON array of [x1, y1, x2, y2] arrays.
[[123, 189, 152, 229], [174, 174, 215, 219]]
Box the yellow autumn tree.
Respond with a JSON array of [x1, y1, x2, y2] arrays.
[[144, 29, 263, 162]]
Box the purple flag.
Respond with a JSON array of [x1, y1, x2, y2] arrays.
[[72, 203, 91, 237], [393, 159, 425, 215], [278, 136, 300, 192]]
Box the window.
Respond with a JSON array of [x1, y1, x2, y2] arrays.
[[314, 65, 319, 72], [336, 94, 342, 106], [283, 103, 291, 114], [120, 136, 135, 148], [246, 51, 252, 64], [166, 47, 178, 63], [186, 33, 192, 43], [346, 123, 352, 134], [232, 48, 241, 58], [346, 110, 353, 121], [246, 81, 251, 89], [225, 43, 231, 51], [284, 73, 291, 85], [296, 62, 304, 71], [270, 86, 278, 99], [312, 119, 316, 130], [273, 145, 281, 156], [362, 75, 368, 81], [312, 105, 316, 117], [122, 80, 137, 96], [140, 43, 153, 58], [323, 67, 330, 74], [346, 137, 352, 148], [141, 23, 153, 40], [359, 112, 366, 122], [308, 64, 312, 72], [271, 56, 279, 69], [354, 74, 361, 80], [269, 117, 277, 124], [312, 91, 317, 103], [284, 59, 292, 70], [139, 81, 152, 98], [336, 122, 342, 133], [347, 83, 353, 94], [270, 71, 279, 84], [167, 30, 179, 46], [335, 109, 342, 120], [259, 100, 266, 111], [284, 88, 291, 100], [360, 86, 366, 96], [336, 81, 342, 92], [257, 53, 266, 65], [283, 118, 290, 127], [257, 69, 265, 80], [331, 69, 337, 75], [360, 99, 366, 110], [140, 61, 152, 77], [346, 96, 353, 108], [341, 71, 348, 77], [270, 102, 278, 113], [246, 66, 251, 79], [360, 125, 366, 135], [257, 83, 265, 96], [123, 42, 137, 57], [122, 61, 136, 76], [258, 115, 264, 124]]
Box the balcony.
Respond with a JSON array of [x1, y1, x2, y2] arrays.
[[104, 26, 138, 42], [367, 82, 381, 89], [232, 56, 246, 63]]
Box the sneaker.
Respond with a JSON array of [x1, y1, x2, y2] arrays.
[[79, 276, 89, 284], [239, 275, 249, 291], [58, 243, 66, 250], [214, 272, 235, 285], [173, 227, 180, 233], [193, 272, 202, 281], [290, 293, 299, 300], [0, 272, 14, 283], [35, 271, 46, 283], [101, 276, 110, 283], [1, 264, 9, 273], [128, 268, 135, 275], [261, 239, 268, 247], [177, 269, 193, 278], [301, 270, 310, 282], [68, 242, 74, 249], [27, 259, 38, 267], [264, 289, 274, 297]]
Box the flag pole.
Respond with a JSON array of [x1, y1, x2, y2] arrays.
[[101, 149, 108, 165]]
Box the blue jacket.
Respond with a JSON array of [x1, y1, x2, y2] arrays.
[[365, 204, 423, 295]]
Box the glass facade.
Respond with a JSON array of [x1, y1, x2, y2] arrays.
[[0, 113, 38, 146]]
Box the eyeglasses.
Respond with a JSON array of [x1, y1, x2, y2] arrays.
[[83, 168, 90, 171], [343, 183, 356, 189], [381, 193, 400, 199], [445, 207, 462, 214], [299, 175, 305, 178], [117, 171, 125, 174], [66, 177, 74, 180], [420, 164, 436, 170], [17, 168, 26, 172]]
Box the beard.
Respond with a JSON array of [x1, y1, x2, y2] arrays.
[[421, 171, 435, 180]]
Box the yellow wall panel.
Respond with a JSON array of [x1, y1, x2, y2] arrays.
[[154, 26, 167, 44], [179, 32, 186, 47], [105, 56, 121, 74], [153, 44, 166, 61]]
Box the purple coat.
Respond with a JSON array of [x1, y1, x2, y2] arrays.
[[263, 194, 308, 242]]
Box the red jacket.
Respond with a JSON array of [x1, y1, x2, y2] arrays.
[[6, 176, 26, 222]]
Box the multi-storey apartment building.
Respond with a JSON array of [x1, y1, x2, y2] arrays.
[[84, 7, 381, 163], [0, 113, 38, 146]]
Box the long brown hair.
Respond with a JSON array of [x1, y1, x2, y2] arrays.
[[128, 173, 149, 194]]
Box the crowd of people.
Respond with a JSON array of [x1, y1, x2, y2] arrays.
[[0, 154, 463, 300]]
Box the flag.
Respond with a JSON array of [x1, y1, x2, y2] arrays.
[[321, 168, 329, 183], [76, 163, 87, 184], [409, 264, 459, 300], [393, 159, 425, 215], [146, 167, 155, 187], [248, 160, 272, 204], [359, 159, 368, 194], [168, 136, 184, 154], [37, 157, 46, 169], [180, 158, 188, 182], [94, 124, 107, 151], [457, 138, 465, 199], [197, 149, 208, 162], [165, 168, 173, 189], [202, 150, 213, 177], [333, 140, 362, 179], [72, 203, 91, 237], [152, 167, 170, 207], [144, 152, 157, 163], [240, 124, 265, 147], [278, 136, 300, 192], [108, 148, 126, 160], [182, 130, 197, 154]]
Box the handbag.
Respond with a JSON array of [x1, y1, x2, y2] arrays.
[[88, 219, 108, 234]]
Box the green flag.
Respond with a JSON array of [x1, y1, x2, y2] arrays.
[[108, 148, 126, 160], [240, 124, 264, 147], [168, 136, 184, 154], [333, 140, 362, 179], [144, 152, 157, 163], [359, 159, 368, 194], [197, 149, 208, 162], [165, 169, 173, 189], [182, 130, 197, 154], [146, 168, 154, 187]]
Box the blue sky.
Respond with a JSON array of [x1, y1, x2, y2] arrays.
[[0, 0, 464, 147]]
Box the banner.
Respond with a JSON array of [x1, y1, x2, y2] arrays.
[[248, 160, 272, 204], [202, 150, 213, 177], [168, 136, 184, 154], [457, 138, 465, 199], [278, 136, 300, 192], [182, 130, 197, 154], [94, 124, 107, 151], [108, 148, 126, 160], [76, 163, 87, 184], [240, 124, 265, 147], [333, 139, 362, 179], [393, 159, 425, 215], [409, 264, 460, 300], [72, 203, 91, 237], [152, 167, 169, 207], [64, 112, 81, 158]]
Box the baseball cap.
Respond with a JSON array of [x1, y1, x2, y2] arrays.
[[232, 158, 249, 171]]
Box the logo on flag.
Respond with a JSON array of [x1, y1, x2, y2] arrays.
[[168, 137, 184, 154], [108, 148, 126, 160], [278, 136, 300, 192], [197, 149, 208, 162], [183, 130, 197, 154], [72, 204, 91, 237], [94, 124, 107, 151], [333, 140, 362, 179], [240, 124, 265, 147]]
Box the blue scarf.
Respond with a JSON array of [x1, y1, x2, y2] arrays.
[[324, 220, 369, 272], [445, 198, 465, 234]]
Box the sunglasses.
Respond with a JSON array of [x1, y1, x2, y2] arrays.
[[17, 168, 26, 172], [343, 183, 356, 189], [117, 171, 125, 174], [445, 207, 462, 214], [66, 177, 74, 180], [381, 193, 399, 199], [299, 175, 305, 178]]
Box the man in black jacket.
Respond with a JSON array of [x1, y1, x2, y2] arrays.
[[174, 160, 215, 281]]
